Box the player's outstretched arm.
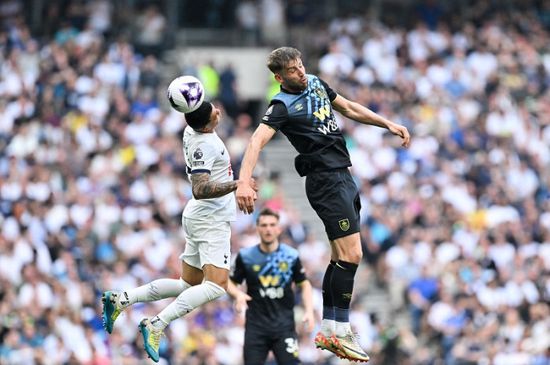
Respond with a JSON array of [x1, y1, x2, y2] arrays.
[[191, 173, 242, 199], [331, 94, 411, 147], [236, 124, 276, 214]]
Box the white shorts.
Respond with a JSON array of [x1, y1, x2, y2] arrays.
[[180, 217, 231, 270]]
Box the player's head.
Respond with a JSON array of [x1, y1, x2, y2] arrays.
[[184, 101, 220, 132], [256, 208, 281, 246], [267, 47, 307, 92]]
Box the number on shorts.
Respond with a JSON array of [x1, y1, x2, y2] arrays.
[[285, 337, 298, 354]]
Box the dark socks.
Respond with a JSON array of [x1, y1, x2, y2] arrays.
[[322, 260, 336, 320], [330, 260, 358, 322]]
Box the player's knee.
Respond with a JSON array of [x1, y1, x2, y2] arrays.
[[202, 264, 229, 290], [210, 276, 228, 291], [204, 280, 226, 301]]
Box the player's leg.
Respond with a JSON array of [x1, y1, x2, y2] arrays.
[[306, 170, 368, 361], [306, 171, 342, 353], [271, 331, 301, 365], [139, 220, 230, 362], [314, 244, 338, 351], [181, 259, 204, 285], [244, 330, 271, 365], [102, 219, 200, 334], [327, 208, 369, 360]]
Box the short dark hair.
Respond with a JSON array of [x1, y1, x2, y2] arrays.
[[256, 208, 280, 225], [267, 47, 302, 74], [184, 101, 213, 130]]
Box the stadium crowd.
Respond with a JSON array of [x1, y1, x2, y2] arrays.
[[0, 0, 549, 364]]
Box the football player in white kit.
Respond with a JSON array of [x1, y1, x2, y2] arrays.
[[101, 101, 256, 362]]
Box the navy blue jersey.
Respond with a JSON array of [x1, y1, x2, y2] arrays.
[[230, 243, 307, 332], [262, 74, 351, 176]]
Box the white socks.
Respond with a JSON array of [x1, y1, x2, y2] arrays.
[[125, 278, 192, 305], [321, 319, 351, 337], [154, 281, 226, 329], [335, 321, 352, 337], [321, 319, 336, 336], [120, 279, 226, 331]]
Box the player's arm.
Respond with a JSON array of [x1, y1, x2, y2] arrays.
[[331, 94, 410, 147], [227, 254, 252, 313], [227, 280, 252, 313], [190, 173, 244, 199], [236, 123, 276, 213], [297, 279, 315, 332]]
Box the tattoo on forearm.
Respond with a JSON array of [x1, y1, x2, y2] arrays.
[[190, 173, 237, 199]]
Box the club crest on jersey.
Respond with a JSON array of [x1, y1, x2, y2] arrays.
[[339, 218, 350, 231], [279, 261, 289, 272], [193, 148, 203, 160], [314, 87, 328, 100]]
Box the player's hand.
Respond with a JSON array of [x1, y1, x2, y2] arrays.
[[236, 180, 257, 214], [234, 292, 252, 313], [302, 310, 315, 333], [388, 123, 411, 148]]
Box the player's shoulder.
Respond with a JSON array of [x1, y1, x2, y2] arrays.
[[279, 243, 299, 258], [184, 128, 217, 146], [239, 245, 261, 263]]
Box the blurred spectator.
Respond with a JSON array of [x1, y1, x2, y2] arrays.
[[134, 4, 166, 57]]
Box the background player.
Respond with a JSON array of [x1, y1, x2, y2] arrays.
[[102, 101, 256, 362], [227, 208, 315, 365], [235, 47, 410, 362]]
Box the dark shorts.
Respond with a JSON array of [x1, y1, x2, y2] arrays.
[[244, 329, 300, 365], [305, 168, 361, 241]]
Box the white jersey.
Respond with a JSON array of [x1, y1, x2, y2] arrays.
[[182, 126, 236, 222]]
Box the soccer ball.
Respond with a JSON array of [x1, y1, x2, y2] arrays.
[[167, 75, 205, 113]]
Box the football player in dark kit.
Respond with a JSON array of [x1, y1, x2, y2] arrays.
[[236, 47, 410, 362], [227, 208, 315, 365]]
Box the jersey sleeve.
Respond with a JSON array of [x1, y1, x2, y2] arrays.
[[230, 253, 246, 284], [319, 78, 337, 101], [261, 101, 288, 131], [187, 141, 216, 174], [292, 256, 307, 284]]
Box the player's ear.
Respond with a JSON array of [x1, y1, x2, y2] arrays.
[[274, 73, 284, 84]]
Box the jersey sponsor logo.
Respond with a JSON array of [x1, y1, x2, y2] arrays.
[[295, 103, 303, 111], [193, 148, 203, 160], [259, 287, 284, 299], [313, 104, 340, 135], [339, 218, 350, 231], [313, 104, 331, 121], [259, 275, 280, 287], [193, 160, 204, 166], [317, 119, 339, 135], [221, 149, 225, 155]]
